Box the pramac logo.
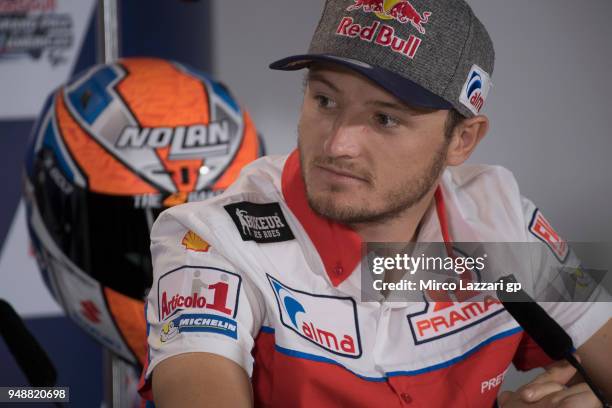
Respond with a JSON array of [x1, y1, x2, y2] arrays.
[[268, 276, 362, 358], [529, 209, 569, 263], [407, 273, 505, 344], [407, 294, 504, 345], [407, 250, 505, 345]]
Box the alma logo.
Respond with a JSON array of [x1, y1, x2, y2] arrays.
[[268, 275, 362, 358], [459, 65, 492, 116]]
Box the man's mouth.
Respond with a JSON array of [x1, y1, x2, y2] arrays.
[[314, 164, 370, 183]]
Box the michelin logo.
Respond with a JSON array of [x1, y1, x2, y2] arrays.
[[459, 64, 492, 115], [160, 313, 238, 343]]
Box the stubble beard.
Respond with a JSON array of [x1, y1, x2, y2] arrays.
[[299, 139, 449, 225]]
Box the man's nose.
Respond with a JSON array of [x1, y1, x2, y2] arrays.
[[323, 116, 366, 158]]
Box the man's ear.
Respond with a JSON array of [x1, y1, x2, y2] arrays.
[[446, 115, 489, 166]]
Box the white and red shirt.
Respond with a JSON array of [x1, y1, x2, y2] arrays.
[[140, 150, 610, 407]]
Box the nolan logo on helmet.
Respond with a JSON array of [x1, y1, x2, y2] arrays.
[[115, 121, 231, 160]]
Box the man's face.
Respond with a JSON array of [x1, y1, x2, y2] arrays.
[[298, 64, 451, 224]]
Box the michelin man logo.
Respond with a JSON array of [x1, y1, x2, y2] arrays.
[[160, 320, 178, 343]]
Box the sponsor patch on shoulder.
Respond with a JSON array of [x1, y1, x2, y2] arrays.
[[224, 201, 295, 243], [529, 209, 569, 263], [157, 266, 241, 321], [181, 230, 210, 252], [160, 313, 238, 343]]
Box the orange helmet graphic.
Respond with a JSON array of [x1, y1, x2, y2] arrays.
[[24, 57, 263, 366]]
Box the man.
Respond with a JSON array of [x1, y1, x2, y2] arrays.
[[139, 0, 611, 406]]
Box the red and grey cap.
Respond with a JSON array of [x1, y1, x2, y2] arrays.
[[270, 0, 495, 117]]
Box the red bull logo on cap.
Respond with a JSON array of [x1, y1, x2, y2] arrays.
[[336, 17, 422, 59], [347, 0, 432, 35], [338, 0, 432, 60]]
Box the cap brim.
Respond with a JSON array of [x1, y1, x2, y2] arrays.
[[270, 54, 453, 111]]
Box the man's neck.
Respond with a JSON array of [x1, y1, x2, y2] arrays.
[[350, 187, 438, 243]]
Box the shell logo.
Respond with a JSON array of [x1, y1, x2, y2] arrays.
[[181, 230, 210, 252]]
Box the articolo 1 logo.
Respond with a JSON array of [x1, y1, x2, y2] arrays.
[[157, 266, 241, 321], [268, 276, 362, 358]]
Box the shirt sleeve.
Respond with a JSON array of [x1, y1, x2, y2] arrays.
[[142, 207, 265, 387], [513, 197, 612, 370]]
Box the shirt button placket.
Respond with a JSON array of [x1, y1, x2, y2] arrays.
[[400, 393, 413, 405], [334, 265, 344, 277]]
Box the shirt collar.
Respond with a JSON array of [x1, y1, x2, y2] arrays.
[[281, 149, 451, 287]]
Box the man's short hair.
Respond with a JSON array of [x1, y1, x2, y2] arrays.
[[444, 109, 464, 141]]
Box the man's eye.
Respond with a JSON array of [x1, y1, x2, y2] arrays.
[[314, 95, 336, 109], [374, 113, 400, 128]]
